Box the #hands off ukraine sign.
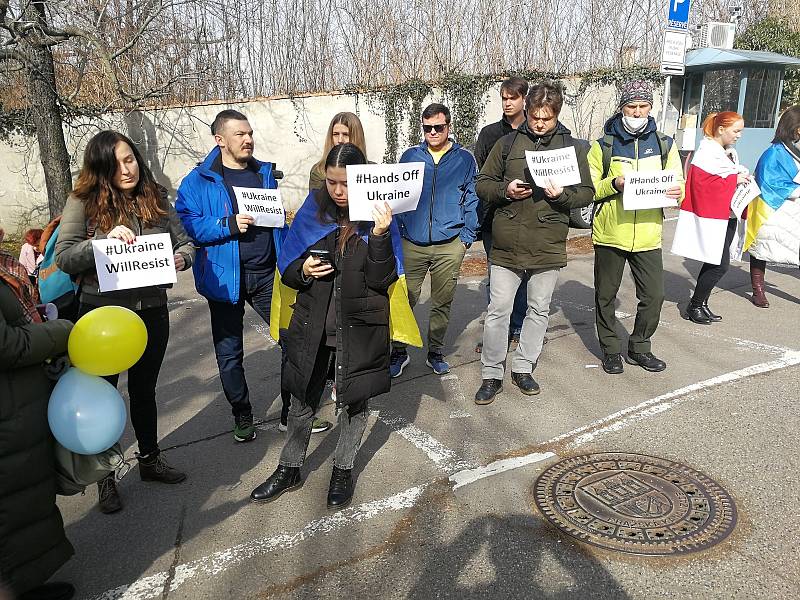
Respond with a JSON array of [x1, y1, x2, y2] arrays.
[[346, 163, 425, 222]]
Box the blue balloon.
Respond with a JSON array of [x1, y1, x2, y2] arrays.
[[48, 367, 127, 455]]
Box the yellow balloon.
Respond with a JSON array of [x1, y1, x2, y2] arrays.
[[68, 306, 148, 376]]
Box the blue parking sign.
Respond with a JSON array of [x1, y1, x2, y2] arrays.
[[668, 0, 691, 30]]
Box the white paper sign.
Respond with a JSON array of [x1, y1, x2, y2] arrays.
[[730, 180, 761, 218], [622, 170, 680, 210], [233, 186, 285, 227], [92, 233, 176, 293], [346, 163, 425, 222], [525, 147, 582, 188]]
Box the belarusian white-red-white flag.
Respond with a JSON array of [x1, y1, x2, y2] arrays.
[[671, 138, 741, 265]]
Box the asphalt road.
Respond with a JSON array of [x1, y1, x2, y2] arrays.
[[54, 215, 800, 600]]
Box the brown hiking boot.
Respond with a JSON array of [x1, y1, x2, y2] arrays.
[[97, 473, 122, 514], [137, 452, 187, 484]]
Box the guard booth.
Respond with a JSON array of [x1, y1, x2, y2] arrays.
[[672, 48, 800, 171]]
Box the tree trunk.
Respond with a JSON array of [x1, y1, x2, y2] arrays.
[[23, 2, 73, 220]]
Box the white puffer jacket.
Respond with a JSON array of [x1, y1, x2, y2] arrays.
[[749, 188, 800, 267]]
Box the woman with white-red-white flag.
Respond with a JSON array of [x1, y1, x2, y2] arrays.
[[671, 111, 752, 324]]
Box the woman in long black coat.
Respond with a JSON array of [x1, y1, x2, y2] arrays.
[[250, 143, 397, 509], [0, 229, 76, 600]]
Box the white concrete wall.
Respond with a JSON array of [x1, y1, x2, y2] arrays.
[[0, 78, 665, 231]]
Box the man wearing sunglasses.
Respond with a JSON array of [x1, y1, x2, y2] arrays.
[[391, 103, 479, 377]]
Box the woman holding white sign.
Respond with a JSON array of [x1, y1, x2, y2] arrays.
[[672, 112, 751, 324], [309, 112, 368, 192], [251, 143, 399, 510], [56, 131, 195, 514]]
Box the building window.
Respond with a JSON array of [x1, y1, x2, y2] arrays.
[[701, 69, 741, 122], [743, 69, 781, 128]]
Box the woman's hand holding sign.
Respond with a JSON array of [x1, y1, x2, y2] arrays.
[[108, 225, 136, 244], [371, 201, 393, 236], [173, 253, 186, 271]]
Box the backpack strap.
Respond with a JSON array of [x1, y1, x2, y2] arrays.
[[500, 129, 520, 166], [600, 134, 615, 179], [656, 131, 672, 170]]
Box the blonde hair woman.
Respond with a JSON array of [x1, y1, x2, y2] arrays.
[[309, 112, 368, 191]]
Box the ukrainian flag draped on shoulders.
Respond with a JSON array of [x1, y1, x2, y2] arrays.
[[744, 142, 800, 266], [270, 193, 422, 346]]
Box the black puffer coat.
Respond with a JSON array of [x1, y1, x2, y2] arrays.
[[281, 229, 397, 408], [0, 280, 74, 595]]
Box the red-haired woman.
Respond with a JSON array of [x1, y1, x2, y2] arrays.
[[56, 131, 194, 514], [672, 112, 751, 324]]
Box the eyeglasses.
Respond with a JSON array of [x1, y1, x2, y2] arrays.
[[422, 123, 448, 134]]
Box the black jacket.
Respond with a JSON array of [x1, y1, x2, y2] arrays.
[[281, 229, 397, 408], [0, 280, 74, 595], [476, 121, 595, 270], [474, 115, 518, 233]]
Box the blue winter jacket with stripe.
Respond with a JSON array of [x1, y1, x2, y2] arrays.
[[176, 147, 280, 303], [396, 142, 479, 245]]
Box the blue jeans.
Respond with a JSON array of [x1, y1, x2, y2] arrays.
[[482, 230, 527, 336], [208, 268, 274, 418]]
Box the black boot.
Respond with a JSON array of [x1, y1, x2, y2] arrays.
[[474, 379, 503, 405], [510, 372, 540, 395], [251, 465, 303, 503], [701, 301, 722, 322], [685, 302, 712, 324], [19, 582, 75, 600], [327, 466, 353, 509], [137, 451, 187, 484], [97, 473, 122, 514]]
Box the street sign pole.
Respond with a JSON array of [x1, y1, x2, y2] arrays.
[[660, 0, 692, 131], [660, 76, 671, 131]]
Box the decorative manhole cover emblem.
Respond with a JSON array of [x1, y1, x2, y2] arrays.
[[534, 453, 737, 555]]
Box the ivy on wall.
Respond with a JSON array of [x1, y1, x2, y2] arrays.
[[370, 66, 663, 162]]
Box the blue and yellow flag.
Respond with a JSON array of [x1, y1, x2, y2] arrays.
[[745, 143, 800, 252], [270, 194, 422, 347]]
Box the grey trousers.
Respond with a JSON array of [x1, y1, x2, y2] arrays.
[[481, 264, 560, 379], [279, 396, 369, 470]]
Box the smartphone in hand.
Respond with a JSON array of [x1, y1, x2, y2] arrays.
[[309, 249, 332, 264]]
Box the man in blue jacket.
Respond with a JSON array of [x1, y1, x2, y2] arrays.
[[176, 110, 330, 443], [391, 103, 479, 376]]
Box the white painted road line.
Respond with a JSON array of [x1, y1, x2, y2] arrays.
[[564, 350, 800, 449], [450, 452, 557, 490], [376, 411, 474, 473], [90, 486, 426, 600]]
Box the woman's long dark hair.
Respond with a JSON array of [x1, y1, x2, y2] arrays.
[[72, 130, 166, 232], [315, 143, 367, 254], [774, 105, 800, 159]]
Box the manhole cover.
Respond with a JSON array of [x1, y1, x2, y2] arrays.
[[534, 453, 737, 556]]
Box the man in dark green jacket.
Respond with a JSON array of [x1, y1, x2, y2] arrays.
[[474, 82, 595, 404]]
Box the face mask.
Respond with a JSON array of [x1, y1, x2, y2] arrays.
[[622, 115, 648, 134]]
